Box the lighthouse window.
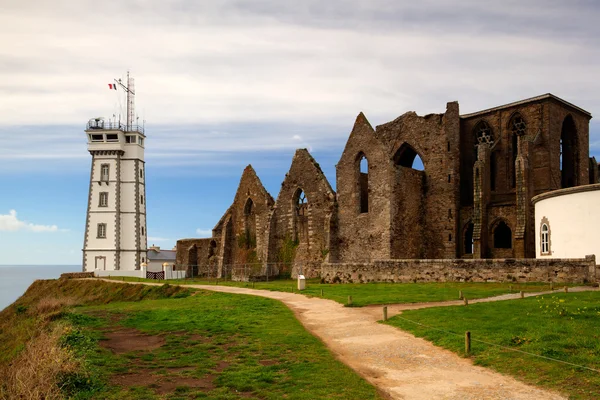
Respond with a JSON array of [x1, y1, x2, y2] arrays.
[[99, 192, 108, 207], [91, 134, 103, 142], [125, 135, 137, 144], [140, 194, 144, 205], [100, 164, 109, 182], [97, 223, 107, 239], [141, 226, 145, 236], [139, 169, 143, 179], [139, 138, 144, 147], [106, 134, 119, 142]]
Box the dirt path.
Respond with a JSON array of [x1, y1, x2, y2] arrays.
[[94, 279, 595, 399]]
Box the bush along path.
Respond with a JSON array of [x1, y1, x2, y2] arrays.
[[92, 279, 600, 400]]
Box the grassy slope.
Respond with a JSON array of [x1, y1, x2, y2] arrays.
[[0, 279, 191, 365], [111, 277, 576, 306], [384, 291, 600, 399], [1, 279, 383, 400]]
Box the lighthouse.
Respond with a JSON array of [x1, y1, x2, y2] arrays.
[[82, 74, 147, 272]]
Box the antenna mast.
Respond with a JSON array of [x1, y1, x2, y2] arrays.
[[114, 71, 135, 131]]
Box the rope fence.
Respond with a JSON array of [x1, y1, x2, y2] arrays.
[[391, 313, 600, 374]]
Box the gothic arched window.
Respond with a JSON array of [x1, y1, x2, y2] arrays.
[[474, 120, 494, 146]]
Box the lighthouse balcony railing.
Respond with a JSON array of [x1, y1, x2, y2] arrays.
[[86, 119, 144, 134]]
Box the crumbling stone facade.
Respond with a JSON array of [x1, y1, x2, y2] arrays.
[[178, 93, 594, 278], [211, 165, 274, 278], [267, 149, 336, 277], [175, 238, 220, 277]]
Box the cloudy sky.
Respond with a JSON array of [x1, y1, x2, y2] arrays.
[[1, 0, 599, 264]]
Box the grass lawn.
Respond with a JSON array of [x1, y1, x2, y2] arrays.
[[384, 291, 600, 399], [108, 276, 578, 307], [65, 289, 384, 399]]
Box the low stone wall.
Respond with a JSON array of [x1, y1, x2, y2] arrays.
[[321, 256, 597, 284], [60, 272, 94, 279], [292, 261, 322, 279]]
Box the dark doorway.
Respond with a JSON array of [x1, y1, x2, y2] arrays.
[[493, 221, 512, 248]]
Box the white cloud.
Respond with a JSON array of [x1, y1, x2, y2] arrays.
[[0, 0, 599, 168], [195, 229, 213, 238], [0, 210, 63, 232]]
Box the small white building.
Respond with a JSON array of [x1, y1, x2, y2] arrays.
[[147, 245, 176, 272], [533, 183, 600, 262]]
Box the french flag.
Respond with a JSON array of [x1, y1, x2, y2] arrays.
[[108, 83, 117, 90]]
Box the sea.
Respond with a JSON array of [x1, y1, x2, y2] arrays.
[[0, 265, 81, 311]]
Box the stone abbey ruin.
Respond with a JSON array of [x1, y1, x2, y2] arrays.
[[177, 94, 599, 283]]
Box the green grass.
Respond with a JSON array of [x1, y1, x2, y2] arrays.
[[64, 288, 383, 399], [108, 276, 579, 307], [384, 291, 600, 399]]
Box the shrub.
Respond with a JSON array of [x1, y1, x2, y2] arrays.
[[0, 326, 79, 400]]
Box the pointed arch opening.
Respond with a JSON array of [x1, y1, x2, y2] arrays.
[[493, 220, 512, 249], [357, 152, 369, 213], [394, 143, 424, 170], [243, 198, 256, 249], [293, 188, 308, 243], [560, 115, 578, 188]]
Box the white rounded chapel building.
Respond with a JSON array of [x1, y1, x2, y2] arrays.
[[533, 183, 600, 262]]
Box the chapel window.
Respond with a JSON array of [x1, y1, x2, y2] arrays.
[[541, 223, 550, 255]]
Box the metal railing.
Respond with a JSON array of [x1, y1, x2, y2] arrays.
[[86, 118, 144, 134]]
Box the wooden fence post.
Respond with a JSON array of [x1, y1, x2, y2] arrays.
[[348, 296, 352, 306], [465, 331, 471, 354], [459, 290, 463, 299], [463, 297, 468, 306], [520, 291, 524, 299], [383, 306, 388, 321]]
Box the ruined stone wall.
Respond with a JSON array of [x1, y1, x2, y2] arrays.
[[322, 256, 596, 284], [377, 102, 461, 259], [175, 238, 220, 276], [460, 97, 591, 259], [391, 167, 425, 258], [546, 101, 591, 191], [228, 165, 274, 266], [335, 113, 392, 262], [267, 149, 336, 276]]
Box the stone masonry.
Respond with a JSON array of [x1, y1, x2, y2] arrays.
[[177, 93, 595, 280]]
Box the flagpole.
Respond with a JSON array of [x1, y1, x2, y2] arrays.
[[113, 71, 135, 132]]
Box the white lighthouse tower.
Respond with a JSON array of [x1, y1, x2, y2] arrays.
[[82, 73, 147, 272]]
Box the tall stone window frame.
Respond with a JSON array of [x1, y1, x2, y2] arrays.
[[560, 115, 579, 188], [509, 113, 527, 189], [293, 188, 308, 244], [357, 152, 369, 214], [540, 216, 551, 255], [243, 197, 256, 249]]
